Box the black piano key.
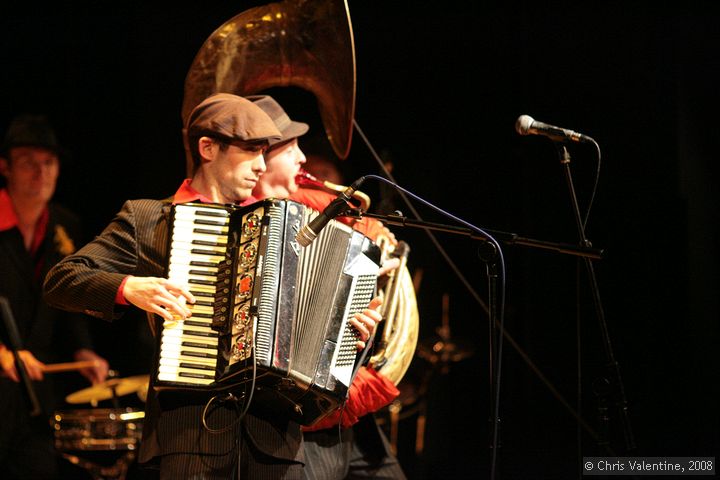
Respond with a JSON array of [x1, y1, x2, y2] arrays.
[[180, 350, 218, 359], [188, 269, 217, 276], [193, 228, 225, 236], [190, 260, 222, 267], [190, 290, 215, 298], [182, 329, 218, 338], [190, 248, 225, 256], [179, 362, 215, 371], [192, 239, 227, 247], [184, 320, 212, 327], [194, 210, 228, 218], [178, 371, 216, 380], [194, 219, 227, 227], [181, 341, 216, 349]]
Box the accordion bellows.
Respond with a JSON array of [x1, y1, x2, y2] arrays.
[[155, 199, 381, 425]]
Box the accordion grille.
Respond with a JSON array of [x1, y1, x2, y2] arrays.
[[254, 203, 284, 363], [292, 222, 350, 375]]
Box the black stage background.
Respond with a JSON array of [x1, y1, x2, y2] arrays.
[[2, 3, 718, 478]]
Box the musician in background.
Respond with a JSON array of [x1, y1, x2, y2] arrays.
[[249, 94, 406, 479], [0, 114, 109, 479], [43, 93, 385, 480]]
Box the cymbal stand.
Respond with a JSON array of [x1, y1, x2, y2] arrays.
[[1, 297, 42, 416], [60, 451, 136, 480], [556, 144, 635, 453]]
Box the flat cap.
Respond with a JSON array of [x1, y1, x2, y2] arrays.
[[186, 93, 282, 143], [247, 95, 309, 145]]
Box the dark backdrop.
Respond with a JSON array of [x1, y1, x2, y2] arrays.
[[2, 2, 718, 479]]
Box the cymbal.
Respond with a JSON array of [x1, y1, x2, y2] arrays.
[[416, 337, 475, 364], [66, 375, 150, 405], [137, 379, 149, 403]]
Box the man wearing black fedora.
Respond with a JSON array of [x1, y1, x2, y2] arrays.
[[0, 113, 110, 478]]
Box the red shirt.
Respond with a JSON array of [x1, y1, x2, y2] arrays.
[[1, 188, 50, 280], [0, 188, 49, 256]]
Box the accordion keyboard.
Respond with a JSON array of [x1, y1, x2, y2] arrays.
[[157, 204, 230, 386]]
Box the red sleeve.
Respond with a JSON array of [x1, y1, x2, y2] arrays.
[[115, 275, 131, 305], [302, 366, 399, 431]]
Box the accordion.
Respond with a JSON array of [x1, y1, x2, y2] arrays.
[[154, 199, 381, 425]]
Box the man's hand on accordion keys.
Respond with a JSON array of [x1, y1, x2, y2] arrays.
[[123, 276, 196, 321], [350, 297, 383, 350]]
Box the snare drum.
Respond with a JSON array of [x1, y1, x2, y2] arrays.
[[52, 408, 144, 451]]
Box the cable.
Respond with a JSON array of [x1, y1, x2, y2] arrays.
[[357, 172, 508, 478]]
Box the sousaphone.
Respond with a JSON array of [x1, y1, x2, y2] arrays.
[[182, 0, 355, 176], [181, 0, 418, 385]]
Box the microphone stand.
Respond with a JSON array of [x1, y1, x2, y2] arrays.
[[556, 144, 635, 454], [343, 208, 604, 477], [347, 210, 604, 261]]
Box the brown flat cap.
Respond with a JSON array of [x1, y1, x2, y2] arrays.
[[186, 93, 282, 143], [247, 95, 309, 145]]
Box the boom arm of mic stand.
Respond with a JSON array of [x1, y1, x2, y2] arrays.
[[343, 209, 604, 260]]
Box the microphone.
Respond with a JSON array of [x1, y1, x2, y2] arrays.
[[515, 115, 594, 143], [295, 177, 366, 247]]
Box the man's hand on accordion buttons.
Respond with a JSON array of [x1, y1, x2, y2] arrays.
[[123, 276, 195, 321], [350, 297, 383, 350]]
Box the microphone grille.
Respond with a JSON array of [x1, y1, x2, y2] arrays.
[[515, 115, 534, 135], [295, 227, 316, 248]]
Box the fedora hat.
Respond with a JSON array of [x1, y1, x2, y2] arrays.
[[247, 95, 309, 145], [1, 114, 63, 157]]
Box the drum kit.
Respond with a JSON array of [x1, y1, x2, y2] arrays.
[[377, 293, 475, 459], [52, 372, 149, 480]]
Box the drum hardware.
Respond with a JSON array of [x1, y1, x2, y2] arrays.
[[65, 375, 149, 407], [52, 408, 145, 480], [416, 293, 475, 373], [381, 293, 475, 456], [58, 451, 136, 480]]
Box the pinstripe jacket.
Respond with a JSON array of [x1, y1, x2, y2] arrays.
[[43, 198, 304, 466]]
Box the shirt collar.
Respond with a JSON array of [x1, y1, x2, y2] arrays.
[[172, 179, 214, 204], [173, 179, 259, 207], [0, 188, 20, 231], [0, 188, 50, 255]]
